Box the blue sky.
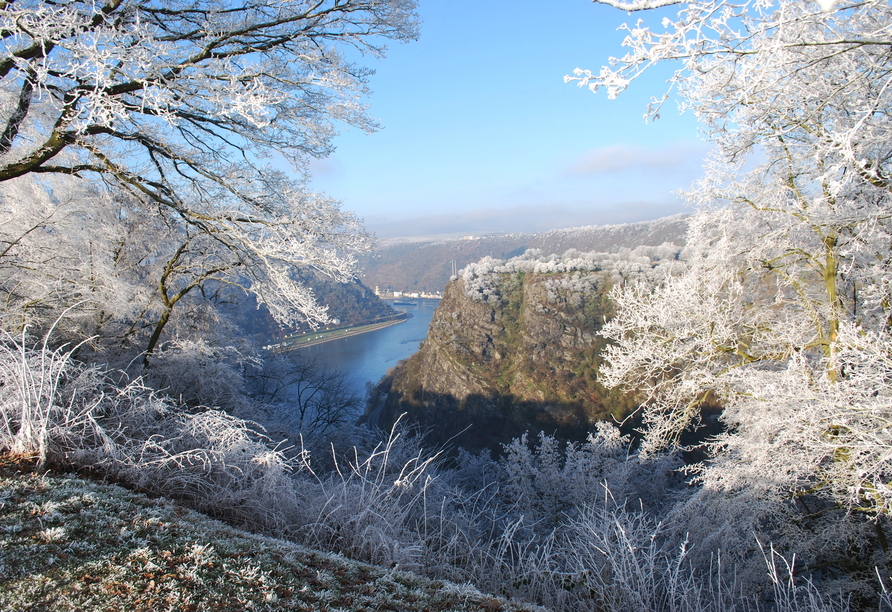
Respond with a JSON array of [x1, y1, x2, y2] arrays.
[[310, 0, 708, 238]]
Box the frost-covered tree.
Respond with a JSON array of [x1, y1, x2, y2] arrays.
[[573, 0, 892, 521], [0, 0, 418, 350]]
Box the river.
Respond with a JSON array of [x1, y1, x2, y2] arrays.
[[297, 298, 439, 401]]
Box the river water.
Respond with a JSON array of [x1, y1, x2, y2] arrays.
[[297, 299, 439, 401]]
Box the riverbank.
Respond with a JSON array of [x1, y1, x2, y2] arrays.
[[265, 312, 411, 353]]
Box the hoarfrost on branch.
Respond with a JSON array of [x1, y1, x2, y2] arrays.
[[0, 0, 418, 353], [578, 0, 892, 516]]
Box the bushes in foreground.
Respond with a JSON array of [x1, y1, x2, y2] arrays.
[[0, 329, 299, 531], [1, 329, 888, 611]]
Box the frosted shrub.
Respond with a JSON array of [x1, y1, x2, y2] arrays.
[[500, 428, 626, 530], [438, 422, 873, 611], [0, 329, 876, 610], [500, 425, 684, 528], [0, 328, 97, 463], [290, 423, 449, 570], [559, 509, 853, 612], [0, 328, 298, 531], [562, 503, 700, 612], [108, 404, 299, 531], [140, 338, 255, 412]]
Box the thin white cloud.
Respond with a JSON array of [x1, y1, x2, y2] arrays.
[[564, 141, 708, 177]]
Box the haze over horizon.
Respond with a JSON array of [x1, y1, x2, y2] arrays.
[[309, 0, 708, 239], [368, 202, 691, 241]]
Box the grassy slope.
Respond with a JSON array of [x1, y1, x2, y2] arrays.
[[0, 456, 546, 612]]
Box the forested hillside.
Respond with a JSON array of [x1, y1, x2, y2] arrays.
[[225, 277, 396, 345], [358, 214, 688, 294]]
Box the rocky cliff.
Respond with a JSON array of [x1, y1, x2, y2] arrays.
[[373, 245, 684, 452]]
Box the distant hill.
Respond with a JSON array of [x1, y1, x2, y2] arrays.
[[358, 214, 689, 294], [228, 277, 397, 343]]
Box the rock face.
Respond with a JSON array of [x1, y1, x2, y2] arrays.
[[375, 265, 647, 452], [373, 245, 687, 451]]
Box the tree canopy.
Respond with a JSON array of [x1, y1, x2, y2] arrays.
[[0, 0, 418, 357], [0, 0, 417, 183], [574, 0, 892, 518]]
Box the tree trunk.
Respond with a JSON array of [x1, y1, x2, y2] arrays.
[[143, 306, 172, 368]]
